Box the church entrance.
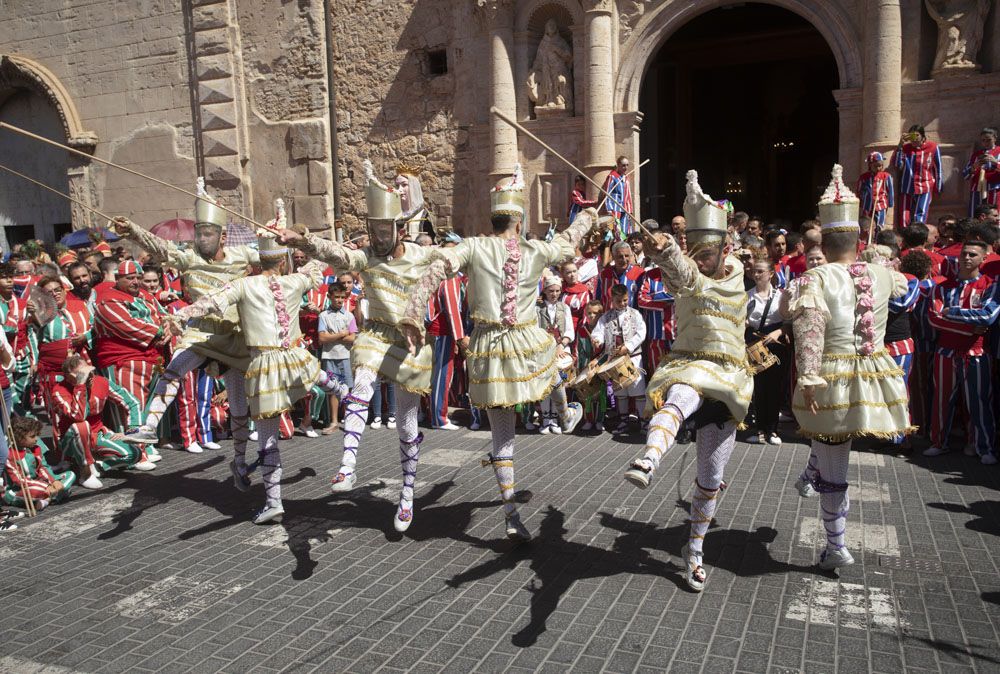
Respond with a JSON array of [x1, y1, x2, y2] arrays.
[[0, 87, 71, 246], [639, 3, 839, 228]]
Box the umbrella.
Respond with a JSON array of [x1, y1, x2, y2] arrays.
[[225, 222, 256, 247], [151, 218, 195, 241], [60, 227, 121, 248]]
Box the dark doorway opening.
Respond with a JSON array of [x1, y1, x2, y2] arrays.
[[639, 3, 839, 227]]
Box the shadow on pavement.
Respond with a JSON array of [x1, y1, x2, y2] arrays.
[[442, 506, 822, 648], [925, 500, 1000, 537]]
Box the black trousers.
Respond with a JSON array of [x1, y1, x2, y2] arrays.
[[751, 342, 790, 435]]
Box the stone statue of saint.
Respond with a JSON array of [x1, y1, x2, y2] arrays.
[[925, 0, 990, 73], [527, 19, 573, 114]]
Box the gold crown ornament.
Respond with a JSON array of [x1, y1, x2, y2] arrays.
[[194, 177, 227, 230], [817, 164, 860, 233], [490, 163, 526, 217], [395, 160, 422, 177], [682, 170, 730, 253], [364, 159, 402, 221]]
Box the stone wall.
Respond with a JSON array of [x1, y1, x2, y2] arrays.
[[331, 0, 474, 235], [0, 0, 197, 230]]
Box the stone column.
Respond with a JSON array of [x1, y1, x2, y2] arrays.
[[584, 0, 616, 188], [861, 0, 902, 155], [477, 0, 518, 179]]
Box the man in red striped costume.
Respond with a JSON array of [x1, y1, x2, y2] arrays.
[[93, 261, 169, 429], [0, 263, 34, 415]]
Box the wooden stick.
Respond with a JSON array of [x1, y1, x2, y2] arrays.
[[0, 387, 35, 517], [489, 107, 653, 237], [0, 121, 279, 234], [596, 158, 650, 212], [0, 163, 115, 225]]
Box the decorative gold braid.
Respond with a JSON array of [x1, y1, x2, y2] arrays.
[[466, 340, 552, 359], [471, 315, 536, 329], [666, 349, 750, 370], [470, 351, 558, 385], [821, 369, 905, 383], [793, 397, 909, 412], [691, 308, 742, 326], [822, 350, 889, 361]]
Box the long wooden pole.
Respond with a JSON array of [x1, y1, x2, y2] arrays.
[[0, 387, 35, 517], [489, 107, 653, 237], [0, 121, 279, 234], [0, 163, 115, 225]]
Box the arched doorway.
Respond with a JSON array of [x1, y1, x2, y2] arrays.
[[639, 4, 840, 226], [0, 89, 71, 245]]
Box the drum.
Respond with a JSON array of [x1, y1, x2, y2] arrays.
[[570, 368, 604, 401], [556, 352, 577, 384], [595, 355, 642, 392], [746, 339, 779, 375]]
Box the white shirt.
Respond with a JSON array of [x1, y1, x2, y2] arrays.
[[541, 301, 574, 343], [593, 307, 646, 360], [746, 287, 784, 332]]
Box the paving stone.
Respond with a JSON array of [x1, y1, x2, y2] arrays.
[[1, 429, 996, 673]]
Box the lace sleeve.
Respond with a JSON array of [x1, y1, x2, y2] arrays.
[[398, 258, 451, 333], [647, 235, 697, 295], [793, 307, 827, 388], [122, 220, 182, 266], [176, 283, 239, 322]]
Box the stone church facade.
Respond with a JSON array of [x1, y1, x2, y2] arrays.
[[0, 0, 997, 240]]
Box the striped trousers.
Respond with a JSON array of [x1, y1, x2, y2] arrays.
[[898, 192, 932, 228], [890, 351, 914, 445], [430, 335, 456, 427], [931, 353, 995, 455]]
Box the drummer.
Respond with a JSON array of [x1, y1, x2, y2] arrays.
[[592, 284, 647, 434], [537, 274, 575, 434]]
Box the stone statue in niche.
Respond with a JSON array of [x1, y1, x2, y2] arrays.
[[925, 0, 990, 74], [527, 19, 573, 116]]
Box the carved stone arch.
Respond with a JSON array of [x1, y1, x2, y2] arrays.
[[614, 0, 863, 113], [515, 0, 584, 34], [0, 54, 97, 149], [0, 54, 99, 232]]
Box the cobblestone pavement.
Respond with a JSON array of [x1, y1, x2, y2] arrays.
[[1, 421, 999, 674]]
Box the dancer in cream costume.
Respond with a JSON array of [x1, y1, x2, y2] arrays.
[[174, 235, 346, 524], [399, 165, 598, 541], [623, 170, 754, 592], [281, 161, 436, 533], [117, 179, 256, 462], [789, 165, 912, 570]]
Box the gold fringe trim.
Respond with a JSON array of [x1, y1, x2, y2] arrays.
[[470, 351, 558, 385], [646, 377, 749, 423], [692, 308, 742, 326], [666, 350, 751, 371], [793, 397, 909, 412], [471, 368, 561, 409], [823, 350, 889, 361], [245, 356, 316, 379], [471, 314, 535, 329], [364, 269, 407, 286], [696, 293, 745, 310], [466, 339, 553, 360], [823, 225, 861, 234], [798, 425, 918, 444], [353, 342, 433, 372], [366, 280, 409, 302], [820, 369, 905, 383], [250, 380, 316, 397], [349, 363, 431, 396]]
